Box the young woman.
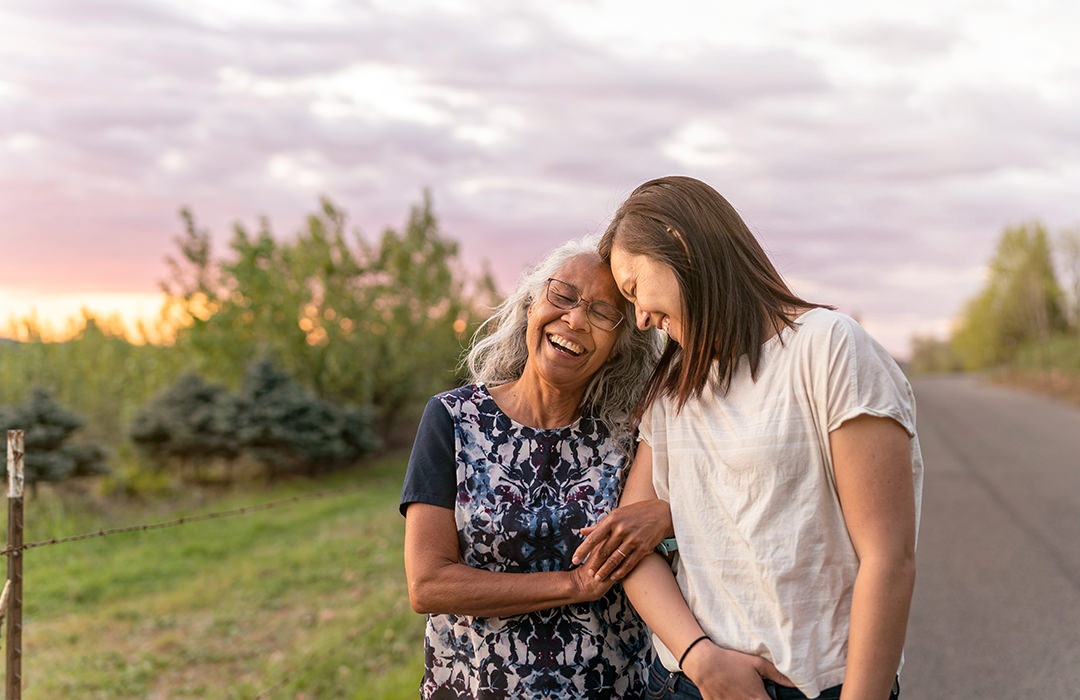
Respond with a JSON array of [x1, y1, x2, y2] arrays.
[[582, 176, 922, 700]]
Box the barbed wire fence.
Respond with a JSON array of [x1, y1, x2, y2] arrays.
[[1, 429, 367, 699]]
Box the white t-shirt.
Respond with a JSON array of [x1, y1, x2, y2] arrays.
[[641, 308, 924, 697]]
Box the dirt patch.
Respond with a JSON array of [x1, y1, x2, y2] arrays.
[[993, 368, 1080, 408]]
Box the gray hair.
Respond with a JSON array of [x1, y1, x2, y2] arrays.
[[464, 235, 663, 442]]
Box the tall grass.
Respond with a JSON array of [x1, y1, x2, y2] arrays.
[[12, 452, 425, 699]]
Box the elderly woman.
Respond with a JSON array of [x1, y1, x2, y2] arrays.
[[400, 235, 665, 699]]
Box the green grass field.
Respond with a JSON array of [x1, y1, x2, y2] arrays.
[[11, 452, 425, 699]]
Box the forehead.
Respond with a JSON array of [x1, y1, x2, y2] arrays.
[[607, 245, 640, 286], [551, 254, 620, 302]]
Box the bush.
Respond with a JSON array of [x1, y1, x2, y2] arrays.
[[234, 358, 381, 478], [0, 388, 109, 489]]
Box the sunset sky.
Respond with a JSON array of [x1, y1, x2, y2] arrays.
[[2, 0, 1078, 357]]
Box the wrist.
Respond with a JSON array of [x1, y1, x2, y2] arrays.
[[678, 638, 716, 683], [565, 566, 597, 604], [678, 633, 711, 670]]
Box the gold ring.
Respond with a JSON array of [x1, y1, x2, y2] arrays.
[[615, 548, 628, 558]]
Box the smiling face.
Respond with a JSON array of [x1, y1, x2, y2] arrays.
[[524, 253, 624, 394], [608, 244, 685, 345]]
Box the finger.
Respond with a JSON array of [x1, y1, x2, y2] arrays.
[[610, 547, 649, 580], [594, 545, 632, 581], [583, 535, 621, 574], [572, 522, 612, 565], [586, 545, 612, 576], [758, 660, 794, 687]]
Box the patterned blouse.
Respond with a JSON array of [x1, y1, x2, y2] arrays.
[[400, 384, 649, 699]]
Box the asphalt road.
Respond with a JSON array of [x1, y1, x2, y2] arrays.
[[903, 374, 1080, 698]]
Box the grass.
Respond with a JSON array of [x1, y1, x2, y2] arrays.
[[8, 451, 426, 699]]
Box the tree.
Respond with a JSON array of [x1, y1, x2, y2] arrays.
[[234, 358, 379, 478], [164, 194, 496, 440], [129, 372, 241, 481], [363, 191, 487, 434], [0, 388, 109, 492], [952, 221, 1068, 369], [1057, 227, 1080, 331]]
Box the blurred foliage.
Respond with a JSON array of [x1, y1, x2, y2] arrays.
[[0, 317, 186, 445], [907, 334, 963, 375], [164, 192, 497, 436], [0, 387, 109, 490], [1057, 227, 1080, 329], [129, 371, 241, 481], [1012, 333, 1080, 371], [0, 192, 499, 491], [233, 357, 381, 478], [943, 221, 1070, 372]]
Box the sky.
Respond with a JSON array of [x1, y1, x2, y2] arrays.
[[1, 0, 1078, 358]]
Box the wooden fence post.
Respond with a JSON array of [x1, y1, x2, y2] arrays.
[[6, 430, 24, 700]]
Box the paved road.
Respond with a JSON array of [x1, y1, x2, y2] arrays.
[[904, 375, 1080, 698]]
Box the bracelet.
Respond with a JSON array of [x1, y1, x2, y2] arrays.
[[678, 634, 710, 669]]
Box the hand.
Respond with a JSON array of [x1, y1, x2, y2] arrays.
[[572, 499, 671, 581], [682, 641, 793, 700], [568, 562, 618, 602]]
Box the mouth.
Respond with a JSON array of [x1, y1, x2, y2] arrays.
[[547, 333, 584, 357], [660, 317, 671, 334]]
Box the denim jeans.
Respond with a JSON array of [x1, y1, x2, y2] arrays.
[[644, 655, 901, 700]]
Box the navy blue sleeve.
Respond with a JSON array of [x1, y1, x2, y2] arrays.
[[399, 395, 457, 516]]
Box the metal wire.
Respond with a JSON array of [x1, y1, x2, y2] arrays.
[[0, 486, 360, 557]]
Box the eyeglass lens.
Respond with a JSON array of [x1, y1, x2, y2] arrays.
[[546, 278, 624, 330]]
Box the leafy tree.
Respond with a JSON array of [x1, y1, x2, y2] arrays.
[[164, 193, 496, 440], [952, 221, 1067, 369], [1057, 227, 1080, 330], [129, 372, 241, 481], [234, 358, 379, 478], [0, 388, 109, 492], [363, 191, 484, 434]]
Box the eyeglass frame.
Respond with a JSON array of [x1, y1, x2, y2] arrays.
[[544, 277, 626, 331]]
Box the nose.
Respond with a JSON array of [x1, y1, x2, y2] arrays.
[[634, 306, 651, 331], [562, 304, 591, 330]]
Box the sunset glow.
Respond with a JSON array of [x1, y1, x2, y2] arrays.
[[0, 291, 172, 344]]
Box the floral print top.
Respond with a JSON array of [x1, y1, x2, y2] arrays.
[[400, 384, 649, 699]]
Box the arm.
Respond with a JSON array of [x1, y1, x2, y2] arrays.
[[572, 441, 674, 580], [618, 444, 791, 700], [404, 502, 616, 617], [831, 415, 916, 700]]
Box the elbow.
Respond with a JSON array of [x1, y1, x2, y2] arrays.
[[894, 551, 916, 595], [408, 578, 436, 614], [861, 546, 916, 593], [407, 567, 453, 614]]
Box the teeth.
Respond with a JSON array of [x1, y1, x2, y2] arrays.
[[548, 334, 584, 356], [661, 318, 671, 333]]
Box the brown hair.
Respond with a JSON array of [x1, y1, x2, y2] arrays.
[[598, 175, 827, 414]]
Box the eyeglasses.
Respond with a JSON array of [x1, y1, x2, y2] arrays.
[[545, 278, 625, 331]]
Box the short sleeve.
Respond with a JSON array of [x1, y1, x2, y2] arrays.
[[638, 399, 672, 502], [819, 314, 917, 437], [399, 395, 457, 516]]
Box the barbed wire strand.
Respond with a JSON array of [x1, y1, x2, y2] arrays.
[[0, 484, 365, 557], [252, 670, 292, 700]]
